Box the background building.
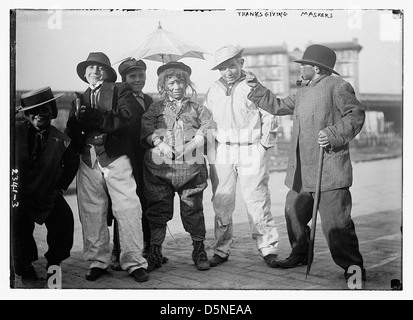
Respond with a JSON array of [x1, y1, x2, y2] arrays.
[[243, 45, 290, 97], [14, 39, 402, 146], [240, 39, 401, 144]]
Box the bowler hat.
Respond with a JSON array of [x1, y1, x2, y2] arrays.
[[118, 58, 147, 76], [17, 87, 63, 119], [295, 44, 339, 75], [157, 61, 192, 76], [77, 52, 117, 83], [211, 45, 244, 70]]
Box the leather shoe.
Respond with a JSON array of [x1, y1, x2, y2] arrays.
[[86, 267, 107, 281], [264, 254, 279, 268], [275, 255, 308, 269], [131, 268, 149, 282], [209, 254, 228, 267]]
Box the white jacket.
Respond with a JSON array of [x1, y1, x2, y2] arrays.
[[204, 75, 278, 148]]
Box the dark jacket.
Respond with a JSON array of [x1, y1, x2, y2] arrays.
[[248, 75, 365, 192], [65, 81, 139, 164], [15, 121, 79, 224], [129, 93, 153, 198]]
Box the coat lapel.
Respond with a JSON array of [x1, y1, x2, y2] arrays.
[[135, 98, 146, 114], [78, 88, 91, 108], [98, 82, 114, 111]]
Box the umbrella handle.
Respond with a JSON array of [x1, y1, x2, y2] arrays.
[[306, 146, 324, 278]]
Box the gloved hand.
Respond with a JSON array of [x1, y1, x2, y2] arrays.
[[318, 130, 331, 148], [75, 98, 87, 121], [157, 141, 175, 159], [75, 105, 88, 121]]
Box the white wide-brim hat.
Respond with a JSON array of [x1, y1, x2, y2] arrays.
[[211, 45, 244, 70]]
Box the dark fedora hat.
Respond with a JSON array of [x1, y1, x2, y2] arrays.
[[157, 61, 192, 76], [118, 58, 147, 76], [17, 87, 63, 119], [77, 52, 117, 83], [295, 44, 339, 75]]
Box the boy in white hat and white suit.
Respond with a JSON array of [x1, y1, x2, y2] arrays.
[[204, 45, 280, 268]]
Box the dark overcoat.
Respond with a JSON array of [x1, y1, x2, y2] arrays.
[[15, 121, 79, 224], [65, 81, 139, 161]]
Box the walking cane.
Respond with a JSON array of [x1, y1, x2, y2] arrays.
[[306, 146, 324, 278]]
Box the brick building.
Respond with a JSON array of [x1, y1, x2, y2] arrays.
[[241, 39, 402, 141]]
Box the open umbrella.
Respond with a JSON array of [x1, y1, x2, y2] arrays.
[[114, 22, 210, 65]]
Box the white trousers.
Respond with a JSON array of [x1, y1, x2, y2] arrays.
[[209, 143, 279, 258], [77, 155, 147, 273]]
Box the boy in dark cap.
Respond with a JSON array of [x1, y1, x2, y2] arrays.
[[109, 58, 168, 270], [65, 52, 149, 282], [246, 44, 366, 285], [140, 61, 213, 272], [12, 87, 79, 288]]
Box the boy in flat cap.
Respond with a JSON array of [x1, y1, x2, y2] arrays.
[[204, 45, 280, 268], [12, 87, 79, 288], [246, 44, 366, 285], [65, 52, 149, 282], [140, 61, 213, 272], [109, 58, 168, 270]]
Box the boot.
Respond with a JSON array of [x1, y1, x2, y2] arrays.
[[209, 254, 228, 267], [192, 241, 211, 271], [147, 244, 163, 272], [275, 254, 308, 269], [144, 241, 169, 263]]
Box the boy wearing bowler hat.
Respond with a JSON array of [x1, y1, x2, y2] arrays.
[[140, 61, 213, 272], [12, 87, 79, 287], [204, 45, 280, 269], [65, 52, 149, 282], [246, 44, 366, 284]]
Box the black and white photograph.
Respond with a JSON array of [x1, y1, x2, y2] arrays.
[[2, 0, 409, 301]]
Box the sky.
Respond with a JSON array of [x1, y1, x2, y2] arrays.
[[12, 7, 403, 95], [1, 0, 412, 300]]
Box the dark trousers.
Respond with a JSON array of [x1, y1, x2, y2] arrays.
[[285, 188, 364, 270], [11, 194, 74, 275], [144, 162, 208, 246]]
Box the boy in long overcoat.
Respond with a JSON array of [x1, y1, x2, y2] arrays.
[[246, 44, 366, 284]]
